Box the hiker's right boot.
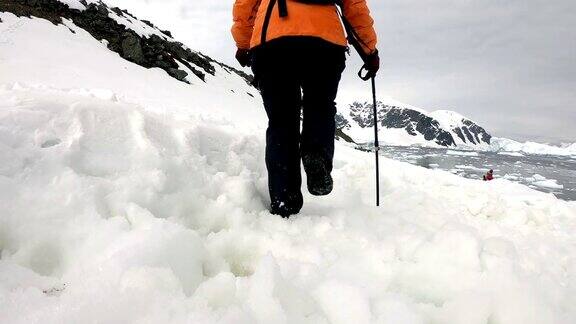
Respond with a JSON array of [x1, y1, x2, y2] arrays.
[[302, 154, 333, 196]]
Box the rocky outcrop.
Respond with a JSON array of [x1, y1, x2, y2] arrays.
[[0, 0, 253, 85], [457, 119, 491, 145]]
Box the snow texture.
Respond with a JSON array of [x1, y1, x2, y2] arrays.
[[1, 11, 576, 324], [107, 9, 170, 39], [57, 0, 87, 11], [526, 174, 564, 190], [491, 137, 576, 157], [446, 150, 480, 157]]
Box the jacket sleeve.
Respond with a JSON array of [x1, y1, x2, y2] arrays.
[[232, 0, 262, 49], [342, 0, 378, 54]]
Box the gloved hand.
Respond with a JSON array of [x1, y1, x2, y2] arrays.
[[364, 49, 380, 78], [235, 48, 252, 67]]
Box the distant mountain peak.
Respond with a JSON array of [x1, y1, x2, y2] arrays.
[[337, 100, 492, 148]]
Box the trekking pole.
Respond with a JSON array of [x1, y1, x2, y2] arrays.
[[371, 76, 380, 206], [357, 67, 380, 207], [337, 2, 380, 206]]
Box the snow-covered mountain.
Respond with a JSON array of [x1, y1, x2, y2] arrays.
[[337, 99, 576, 157], [1, 1, 576, 323], [337, 99, 492, 148]]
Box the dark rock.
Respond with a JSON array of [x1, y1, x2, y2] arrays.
[[155, 58, 176, 70], [335, 128, 356, 144], [141, 19, 154, 28], [121, 32, 144, 64], [168, 68, 188, 82], [462, 119, 491, 144], [121, 9, 137, 20], [110, 7, 123, 17], [335, 113, 350, 130], [462, 127, 475, 144], [454, 128, 466, 143], [406, 124, 417, 136], [95, 3, 107, 16]]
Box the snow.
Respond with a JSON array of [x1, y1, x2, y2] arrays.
[[0, 13, 261, 128], [377, 96, 429, 114], [107, 9, 170, 39], [431, 110, 491, 149], [491, 137, 576, 157], [56, 0, 87, 11], [56, 0, 173, 39], [430, 109, 468, 129], [2, 11, 576, 324], [347, 125, 442, 147], [526, 174, 564, 190], [455, 165, 487, 172], [446, 150, 480, 156], [498, 151, 525, 157]]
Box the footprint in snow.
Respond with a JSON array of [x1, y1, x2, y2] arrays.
[[41, 139, 62, 148]]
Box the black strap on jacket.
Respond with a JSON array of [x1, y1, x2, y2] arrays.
[[278, 0, 288, 17], [261, 0, 278, 44]]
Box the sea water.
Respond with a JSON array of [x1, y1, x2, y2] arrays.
[[377, 146, 576, 201]]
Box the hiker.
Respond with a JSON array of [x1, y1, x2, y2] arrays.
[[232, 0, 379, 217], [483, 169, 494, 181]]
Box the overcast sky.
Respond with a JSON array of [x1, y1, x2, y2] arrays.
[[104, 0, 576, 143]]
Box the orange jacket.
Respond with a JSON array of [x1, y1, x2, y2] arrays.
[[232, 0, 377, 54]]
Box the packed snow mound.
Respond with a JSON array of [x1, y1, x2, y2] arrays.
[[2, 85, 576, 324], [2, 6, 576, 324], [491, 137, 576, 157], [337, 99, 492, 149]]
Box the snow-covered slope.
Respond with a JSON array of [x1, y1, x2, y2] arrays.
[[337, 99, 492, 149], [1, 3, 576, 324]]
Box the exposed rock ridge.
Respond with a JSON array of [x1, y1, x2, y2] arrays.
[[0, 0, 253, 85]]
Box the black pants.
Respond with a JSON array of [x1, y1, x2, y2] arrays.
[[252, 37, 346, 210]]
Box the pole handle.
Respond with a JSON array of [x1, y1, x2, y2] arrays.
[[358, 65, 371, 81]]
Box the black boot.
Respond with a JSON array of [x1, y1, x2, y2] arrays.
[[270, 192, 303, 218], [303, 154, 333, 196]]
